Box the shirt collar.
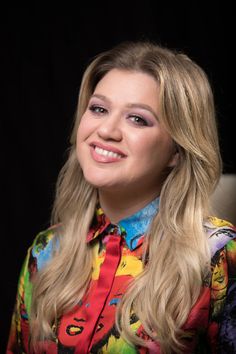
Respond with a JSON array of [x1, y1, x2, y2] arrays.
[[87, 197, 159, 251]]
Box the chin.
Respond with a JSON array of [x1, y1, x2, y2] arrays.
[[82, 173, 113, 189]]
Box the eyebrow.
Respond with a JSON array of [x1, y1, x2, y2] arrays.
[[91, 94, 159, 120]]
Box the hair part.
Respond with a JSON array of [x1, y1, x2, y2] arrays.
[[30, 40, 221, 353]]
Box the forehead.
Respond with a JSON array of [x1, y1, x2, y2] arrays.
[[93, 69, 160, 109]]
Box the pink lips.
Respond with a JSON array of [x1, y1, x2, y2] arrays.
[[90, 141, 126, 163]]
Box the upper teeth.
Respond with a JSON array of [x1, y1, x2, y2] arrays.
[[95, 146, 122, 158]]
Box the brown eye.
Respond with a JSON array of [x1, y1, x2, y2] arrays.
[[129, 115, 148, 126], [89, 105, 107, 114]]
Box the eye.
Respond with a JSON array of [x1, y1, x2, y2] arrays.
[[89, 104, 108, 115], [129, 115, 148, 126]]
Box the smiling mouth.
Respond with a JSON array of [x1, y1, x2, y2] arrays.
[[94, 146, 123, 159]]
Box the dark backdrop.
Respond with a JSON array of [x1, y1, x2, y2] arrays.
[[1, 3, 234, 350]]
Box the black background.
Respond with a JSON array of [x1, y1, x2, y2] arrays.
[[1, 3, 234, 350]]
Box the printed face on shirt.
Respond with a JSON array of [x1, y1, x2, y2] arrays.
[[212, 249, 228, 293], [76, 69, 178, 198]]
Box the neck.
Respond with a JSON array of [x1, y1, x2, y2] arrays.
[[98, 188, 160, 223]]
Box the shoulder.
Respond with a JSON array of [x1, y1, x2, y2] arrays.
[[15, 225, 61, 316], [30, 224, 61, 272], [206, 218, 236, 348], [204, 216, 236, 258]]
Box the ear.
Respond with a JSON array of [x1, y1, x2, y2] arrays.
[[167, 150, 179, 168]]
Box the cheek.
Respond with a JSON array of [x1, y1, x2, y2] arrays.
[[76, 126, 83, 146], [76, 118, 91, 144], [134, 133, 172, 157], [143, 138, 176, 170], [76, 122, 87, 162]]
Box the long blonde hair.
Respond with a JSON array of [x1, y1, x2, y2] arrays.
[[30, 41, 222, 353]]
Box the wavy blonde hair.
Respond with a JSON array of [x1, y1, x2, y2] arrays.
[[30, 41, 222, 353]]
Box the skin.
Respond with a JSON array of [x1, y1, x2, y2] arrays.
[[76, 69, 178, 222]]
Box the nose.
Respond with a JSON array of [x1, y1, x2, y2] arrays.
[[97, 114, 122, 141]]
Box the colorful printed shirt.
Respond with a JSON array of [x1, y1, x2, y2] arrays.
[[7, 199, 236, 353]]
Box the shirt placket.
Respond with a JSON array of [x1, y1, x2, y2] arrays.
[[74, 229, 122, 354]]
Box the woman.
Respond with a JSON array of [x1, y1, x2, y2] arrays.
[[7, 41, 236, 353]]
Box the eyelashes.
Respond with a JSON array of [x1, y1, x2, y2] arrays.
[[88, 104, 151, 127], [128, 115, 148, 126], [89, 104, 107, 114]]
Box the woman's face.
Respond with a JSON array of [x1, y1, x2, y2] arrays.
[[212, 250, 228, 293], [77, 69, 178, 198]]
